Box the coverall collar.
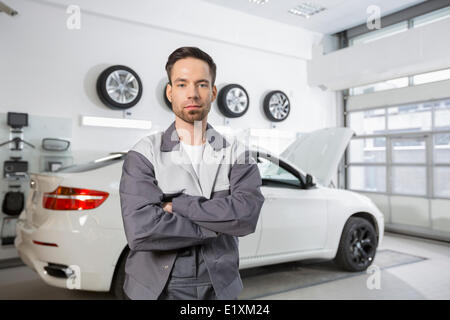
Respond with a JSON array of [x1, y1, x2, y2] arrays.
[[160, 120, 230, 152]]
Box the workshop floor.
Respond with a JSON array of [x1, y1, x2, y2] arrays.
[[0, 232, 449, 300]]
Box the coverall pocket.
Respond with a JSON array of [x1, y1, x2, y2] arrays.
[[171, 249, 196, 278]]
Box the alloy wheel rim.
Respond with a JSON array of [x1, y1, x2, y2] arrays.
[[269, 93, 289, 120], [105, 70, 140, 104], [226, 88, 248, 113], [349, 226, 375, 268]]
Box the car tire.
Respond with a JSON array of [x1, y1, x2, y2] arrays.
[[96, 65, 143, 110], [263, 90, 290, 122], [110, 246, 129, 300], [217, 84, 250, 118], [334, 217, 378, 272]]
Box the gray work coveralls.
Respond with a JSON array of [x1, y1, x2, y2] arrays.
[[119, 121, 265, 300]]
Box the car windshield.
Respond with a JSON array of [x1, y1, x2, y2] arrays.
[[55, 153, 126, 173]]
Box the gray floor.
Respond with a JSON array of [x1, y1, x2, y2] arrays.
[[0, 232, 449, 300]]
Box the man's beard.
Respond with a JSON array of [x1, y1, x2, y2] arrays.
[[173, 104, 210, 124]]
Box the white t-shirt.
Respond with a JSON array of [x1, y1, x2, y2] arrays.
[[180, 141, 206, 178]]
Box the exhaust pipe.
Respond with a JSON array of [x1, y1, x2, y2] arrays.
[[44, 263, 74, 279], [0, 1, 18, 16]]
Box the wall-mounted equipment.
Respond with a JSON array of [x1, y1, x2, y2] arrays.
[[2, 187, 24, 217], [0, 113, 73, 254], [263, 90, 291, 122], [0, 137, 35, 151], [41, 138, 70, 152], [1, 216, 17, 245], [40, 138, 72, 172], [217, 84, 250, 118], [1, 112, 29, 247], [40, 155, 73, 172], [96, 65, 143, 110], [3, 159, 28, 179], [1, 113, 35, 151], [7, 112, 28, 129]]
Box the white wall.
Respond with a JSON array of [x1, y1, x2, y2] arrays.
[[0, 0, 337, 164]]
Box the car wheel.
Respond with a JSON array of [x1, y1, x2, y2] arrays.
[[110, 247, 129, 300], [96, 65, 143, 110], [263, 90, 290, 122], [334, 217, 378, 272], [217, 84, 250, 118]]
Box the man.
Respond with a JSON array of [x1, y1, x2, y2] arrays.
[[119, 47, 265, 300]]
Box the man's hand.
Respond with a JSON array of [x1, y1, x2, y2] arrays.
[[162, 201, 173, 213]]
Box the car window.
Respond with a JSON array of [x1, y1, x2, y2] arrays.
[[56, 153, 126, 173], [257, 157, 301, 187]]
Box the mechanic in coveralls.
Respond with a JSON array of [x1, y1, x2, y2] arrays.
[[119, 47, 265, 300]]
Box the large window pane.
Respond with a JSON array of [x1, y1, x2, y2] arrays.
[[434, 167, 450, 198], [388, 104, 432, 133], [392, 138, 426, 164], [435, 100, 450, 129], [413, 6, 450, 29], [434, 133, 450, 164], [349, 21, 408, 46], [392, 166, 427, 196], [350, 77, 408, 96], [348, 166, 386, 192], [348, 109, 385, 135], [349, 138, 386, 163], [413, 69, 450, 85]]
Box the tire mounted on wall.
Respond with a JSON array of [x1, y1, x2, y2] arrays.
[[217, 84, 250, 118], [96, 65, 143, 110], [263, 90, 290, 122]]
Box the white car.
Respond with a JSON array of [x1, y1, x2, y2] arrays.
[[15, 127, 384, 299]]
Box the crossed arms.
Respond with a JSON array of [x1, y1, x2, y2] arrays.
[[119, 150, 265, 252]]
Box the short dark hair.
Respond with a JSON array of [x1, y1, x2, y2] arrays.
[[165, 47, 217, 86]]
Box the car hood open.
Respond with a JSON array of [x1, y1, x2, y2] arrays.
[[279, 127, 354, 186]]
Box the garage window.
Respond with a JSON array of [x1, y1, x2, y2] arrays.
[[387, 104, 432, 132], [348, 6, 450, 48], [346, 98, 450, 200], [434, 132, 450, 198], [348, 166, 386, 192], [346, 109, 387, 193]]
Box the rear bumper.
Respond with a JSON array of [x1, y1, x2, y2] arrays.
[[15, 214, 126, 292]]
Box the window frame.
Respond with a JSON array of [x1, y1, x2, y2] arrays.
[[345, 98, 450, 200], [255, 152, 308, 189], [346, 4, 450, 47]]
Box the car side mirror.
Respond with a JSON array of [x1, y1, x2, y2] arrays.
[[42, 138, 70, 151], [305, 174, 315, 188]]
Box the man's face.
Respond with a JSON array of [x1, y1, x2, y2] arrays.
[[166, 57, 217, 123]]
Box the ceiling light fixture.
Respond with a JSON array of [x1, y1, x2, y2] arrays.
[[81, 116, 152, 130], [288, 3, 326, 18], [249, 0, 269, 5]]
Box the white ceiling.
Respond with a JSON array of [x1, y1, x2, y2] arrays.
[[201, 0, 426, 34]]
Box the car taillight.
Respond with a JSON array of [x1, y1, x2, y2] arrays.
[[43, 186, 109, 211]]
